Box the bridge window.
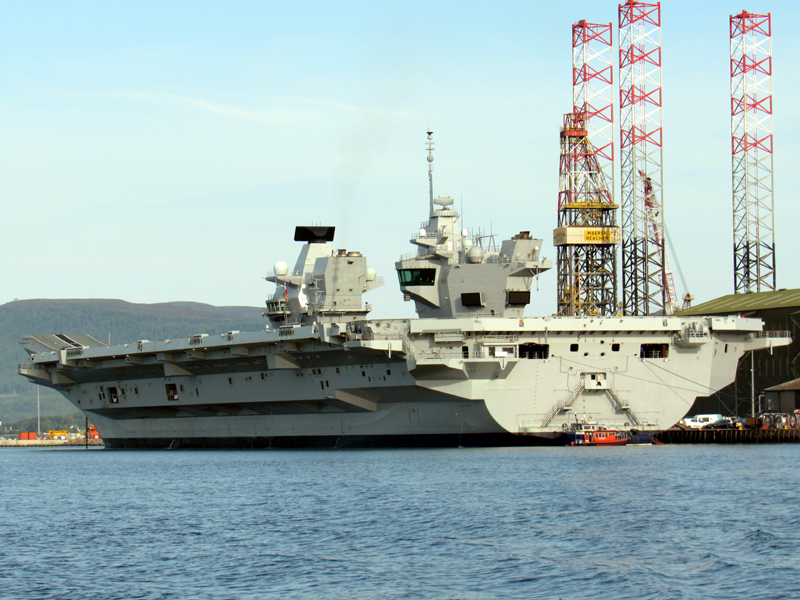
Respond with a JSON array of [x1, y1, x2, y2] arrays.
[[461, 292, 483, 307], [641, 343, 669, 359], [507, 291, 531, 305], [519, 343, 549, 359], [397, 269, 436, 286]]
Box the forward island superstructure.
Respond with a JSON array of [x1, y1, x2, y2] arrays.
[[18, 137, 790, 448]]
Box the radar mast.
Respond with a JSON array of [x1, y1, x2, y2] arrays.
[[426, 131, 435, 215]]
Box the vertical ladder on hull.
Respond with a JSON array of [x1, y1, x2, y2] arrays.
[[542, 381, 584, 427]]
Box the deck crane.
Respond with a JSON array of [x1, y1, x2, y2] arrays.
[[639, 170, 679, 314], [664, 227, 694, 310]]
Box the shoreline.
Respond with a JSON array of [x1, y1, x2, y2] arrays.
[[0, 440, 105, 448]]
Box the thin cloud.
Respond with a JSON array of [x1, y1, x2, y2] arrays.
[[114, 90, 325, 124], [47, 89, 415, 125]]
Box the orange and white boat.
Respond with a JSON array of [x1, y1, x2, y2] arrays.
[[567, 422, 630, 446]]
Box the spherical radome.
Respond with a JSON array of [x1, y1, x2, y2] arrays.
[[273, 261, 289, 276]]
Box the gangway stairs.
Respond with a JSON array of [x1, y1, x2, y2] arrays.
[[541, 380, 584, 427], [541, 382, 640, 428], [607, 389, 640, 426]]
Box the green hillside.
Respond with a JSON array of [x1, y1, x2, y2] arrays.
[[0, 299, 267, 423]]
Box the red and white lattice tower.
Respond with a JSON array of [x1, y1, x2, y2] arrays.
[[618, 1, 671, 315], [573, 20, 615, 198], [730, 11, 775, 294]]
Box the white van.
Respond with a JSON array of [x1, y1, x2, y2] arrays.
[[679, 414, 723, 429]]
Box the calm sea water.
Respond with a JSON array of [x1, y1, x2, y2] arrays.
[[1, 445, 799, 600]]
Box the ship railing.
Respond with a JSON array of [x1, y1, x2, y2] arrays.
[[365, 333, 402, 341], [681, 330, 707, 339], [264, 270, 304, 279], [410, 347, 514, 361], [749, 330, 791, 339], [433, 347, 485, 360], [415, 349, 468, 362], [397, 251, 435, 262], [475, 334, 521, 344]]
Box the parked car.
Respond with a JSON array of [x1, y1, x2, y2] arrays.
[[680, 414, 724, 429], [702, 418, 734, 430]]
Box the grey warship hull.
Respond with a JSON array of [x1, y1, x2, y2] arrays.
[[20, 315, 787, 449]]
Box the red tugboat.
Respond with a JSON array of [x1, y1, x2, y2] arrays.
[[567, 422, 631, 446]]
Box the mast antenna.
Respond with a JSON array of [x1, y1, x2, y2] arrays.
[[426, 131, 435, 214]]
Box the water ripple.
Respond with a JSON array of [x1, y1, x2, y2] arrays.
[[2, 446, 800, 599]]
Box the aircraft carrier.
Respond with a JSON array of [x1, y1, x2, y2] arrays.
[[18, 139, 791, 448]]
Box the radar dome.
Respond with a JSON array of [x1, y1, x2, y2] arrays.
[[273, 261, 289, 276], [467, 245, 484, 264], [419, 228, 426, 237], [366, 267, 377, 282], [462, 239, 474, 251]]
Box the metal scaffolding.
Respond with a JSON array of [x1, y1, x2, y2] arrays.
[[555, 112, 620, 316], [572, 20, 615, 200], [730, 11, 775, 294], [618, 0, 668, 315]]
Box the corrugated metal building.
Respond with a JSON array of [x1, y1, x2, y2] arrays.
[[678, 288, 800, 416], [764, 378, 800, 413]]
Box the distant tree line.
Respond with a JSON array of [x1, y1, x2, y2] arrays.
[[4, 413, 86, 434]]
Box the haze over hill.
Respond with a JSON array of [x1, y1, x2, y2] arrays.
[[0, 299, 266, 423]]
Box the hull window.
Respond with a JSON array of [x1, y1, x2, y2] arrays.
[[641, 343, 669, 359], [166, 384, 179, 401], [519, 343, 549, 359]]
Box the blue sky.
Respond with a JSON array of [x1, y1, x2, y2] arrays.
[[2, 1, 798, 320]]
